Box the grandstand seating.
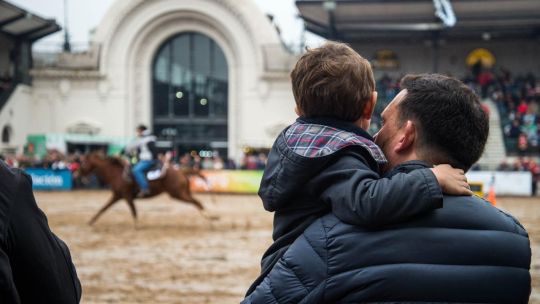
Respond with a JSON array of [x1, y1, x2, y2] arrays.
[[489, 72, 539, 156], [478, 99, 507, 169], [373, 72, 540, 169]]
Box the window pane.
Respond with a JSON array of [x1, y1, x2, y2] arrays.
[[172, 35, 190, 116], [171, 35, 190, 86], [211, 78, 227, 118], [193, 74, 210, 117], [176, 124, 228, 140], [212, 42, 228, 81], [193, 34, 211, 76], [153, 80, 169, 116], [193, 34, 211, 117], [153, 44, 170, 116], [154, 44, 170, 82], [211, 42, 228, 117]]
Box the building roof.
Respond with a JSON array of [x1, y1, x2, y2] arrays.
[[0, 0, 60, 41], [296, 0, 540, 42]]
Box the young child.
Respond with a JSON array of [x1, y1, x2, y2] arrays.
[[246, 41, 471, 295]]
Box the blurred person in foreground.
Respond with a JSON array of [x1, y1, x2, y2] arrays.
[[245, 42, 471, 297], [124, 124, 158, 197], [0, 161, 82, 303], [244, 74, 531, 303]]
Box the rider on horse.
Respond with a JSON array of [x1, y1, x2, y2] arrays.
[[125, 124, 158, 197]]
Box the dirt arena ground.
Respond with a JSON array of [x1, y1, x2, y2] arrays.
[[35, 190, 540, 304]]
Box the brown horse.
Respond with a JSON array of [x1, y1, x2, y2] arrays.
[[80, 152, 207, 225]]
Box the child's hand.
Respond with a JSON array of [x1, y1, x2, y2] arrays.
[[431, 164, 473, 196]]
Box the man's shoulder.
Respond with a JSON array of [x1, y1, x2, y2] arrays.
[[0, 161, 29, 194], [304, 195, 529, 239], [0, 161, 32, 239], [302, 213, 349, 241], [425, 195, 529, 237]]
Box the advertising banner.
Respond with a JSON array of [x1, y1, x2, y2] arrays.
[[466, 171, 532, 196], [25, 168, 73, 191], [189, 170, 533, 196], [189, 170, 263, 194]]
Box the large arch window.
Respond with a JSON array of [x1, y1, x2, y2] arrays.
[[152, 32, 228, 156]]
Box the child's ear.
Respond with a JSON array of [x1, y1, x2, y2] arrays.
[[295, 106, 301, 117], [395, 120, 416, 153], [362, 91, 378, 119]]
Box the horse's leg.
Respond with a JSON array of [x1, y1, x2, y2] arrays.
[[172, 187, 221, 221], [165, 170, 218, 221], [125, 197, 138, 225], [173, 188, 204, 211], [195, 172, 214, 204], [88, 193, 121, 225]]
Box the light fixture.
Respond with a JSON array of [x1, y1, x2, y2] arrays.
[[176, 91, 184, 99], [322, 0, 336, 12], [200, 98, 208, 105]]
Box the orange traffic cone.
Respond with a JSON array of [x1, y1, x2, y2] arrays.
[[486, 184, 497, 206]]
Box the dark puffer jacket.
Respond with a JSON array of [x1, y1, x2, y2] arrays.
[[0, 161, 82, 303], [244, 161, 531, 304], [246, 117, 444, 295]]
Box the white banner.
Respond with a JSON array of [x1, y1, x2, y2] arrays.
[[466, 171, 532, 196]]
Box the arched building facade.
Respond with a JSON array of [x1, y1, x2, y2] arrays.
[[1, 0, 297, 159]]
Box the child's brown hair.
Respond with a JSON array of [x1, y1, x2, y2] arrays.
[[290, 41, 375, 122]]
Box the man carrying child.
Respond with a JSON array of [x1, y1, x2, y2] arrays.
[[244, 42, 530, 303], [245, 42, 472, 296]]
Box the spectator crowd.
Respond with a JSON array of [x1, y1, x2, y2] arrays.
[[1, 147, 269, 190], [465, 68, 540, 155], [177, 151, 267, 171], [1, 148, 268, 172]]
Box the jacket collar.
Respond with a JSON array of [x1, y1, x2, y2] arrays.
[[296, 117, 374, 141], [385, 160, 433, 177]]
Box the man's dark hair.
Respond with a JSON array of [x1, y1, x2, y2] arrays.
[[398, 74, 489, 171], [137, 124, 147, 132]]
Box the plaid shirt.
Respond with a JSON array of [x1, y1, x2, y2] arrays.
[[284, 122, 387, 165]]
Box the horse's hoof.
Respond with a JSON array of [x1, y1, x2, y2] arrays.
[[200, 210, 220, 221], [206, 214, 220, 221]]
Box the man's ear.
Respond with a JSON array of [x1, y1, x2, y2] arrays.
[[395, 120, 416, 153], [362, 91, 378, 119]]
